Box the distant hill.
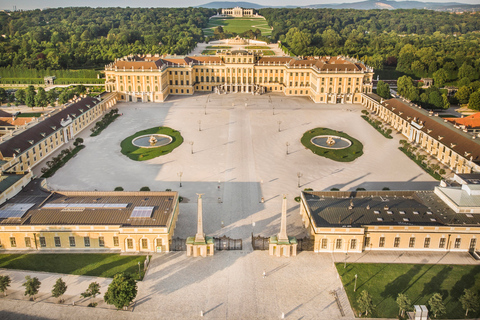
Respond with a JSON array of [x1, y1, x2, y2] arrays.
[[197, 0, 480, 11]]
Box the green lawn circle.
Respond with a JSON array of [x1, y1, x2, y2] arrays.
[[121, 127, 183, 161], [301, 128, 363, 162]]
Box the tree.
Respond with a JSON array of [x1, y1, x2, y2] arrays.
[[15, 89, 26, 104], [0, 275, 11, 296], [357, 290, 374, 316], [51, 278, 67, 303], [377, 80, 390, 99], [104, 273, 137, 310], [73, 137, 84, 147], [25, 86, 36, 108], [428, 293, 446, 318], [458, 62, 476, 82], [455, 86, 473, 105], [428, 90, 443, 109], [433, 69, 448, 87], [140, 186, 150, 191], [0, 88, 6, 102], [469, 91, 480, 111], [459, 289, 479, 317], [441, 94, 450, 110], [396, 293, 411, 317], [23, 276, 41, 300], [35, 87, 48, 109], [81, 282, 100, 306], [114, 187, 124, 191]]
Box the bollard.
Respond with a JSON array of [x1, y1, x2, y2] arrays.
[[200, 310, 203, 317]]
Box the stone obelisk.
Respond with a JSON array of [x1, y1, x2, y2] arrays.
[[195, 193, 206, 243], [278, 195, 289, 242]]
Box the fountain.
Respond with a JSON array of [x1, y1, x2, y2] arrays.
[[132, 134, 173, 148], [311, 135, 352, 149]]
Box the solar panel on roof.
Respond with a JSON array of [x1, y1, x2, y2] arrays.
[[42, 203, 129, 209], [0, 203, 35, 219], [130, 206, 154, 218]]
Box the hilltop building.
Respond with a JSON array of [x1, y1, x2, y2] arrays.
[[104, 50, 374, 104], [221, 7, 254, 17]]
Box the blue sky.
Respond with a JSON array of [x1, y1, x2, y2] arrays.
[[2, 0, 479, 10]]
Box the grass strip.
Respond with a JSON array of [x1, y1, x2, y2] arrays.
[[41, 145, 85, 178], [0, 253, 147, 280], [337, 263, 480, 319], [361, 115, 393, 139], [90, 110, 120, 137], [398, 146, 442, 180]]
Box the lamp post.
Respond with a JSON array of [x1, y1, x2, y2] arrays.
[[286, 142, 290, 155], [178, 172, 183, 187], [138, 261, 141, 274], [278, 121, 282, 132], [190, 141, 194, 154], [272, 106, 275, 115], [198, 120, 201, 131], [297, 172, 302, 188], [354, 274, 358, 292], [204, 104, 207, 115]]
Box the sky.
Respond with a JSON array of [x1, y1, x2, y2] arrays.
[[2, 0, 479, 11]]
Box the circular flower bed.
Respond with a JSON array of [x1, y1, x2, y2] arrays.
[[301, 128, 363, 162]]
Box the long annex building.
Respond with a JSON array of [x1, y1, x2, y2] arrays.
[[104, 50, 374, 104]]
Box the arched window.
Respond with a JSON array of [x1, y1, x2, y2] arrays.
[[338, 87, 341, 94], [138, 86, 141, 92], [120, 86, 124, 92], [128, 86, 131, 92], [155, 86, 158, 91], [321, 87, 324, 93], [347, 87, 351, 94], [329, 87, 332, 93], [147, 86, 150, 92]]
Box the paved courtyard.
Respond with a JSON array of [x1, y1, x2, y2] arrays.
[[46, 93, 437, 242]]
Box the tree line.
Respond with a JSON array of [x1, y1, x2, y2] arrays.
[[0, 7, 215, 69]]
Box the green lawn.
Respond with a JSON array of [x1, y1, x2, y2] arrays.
[[17, 112, 42, 117], [300, 128, 363, 162], [0, 254, 147, 279], [202, 50, 217, 55], [120, 126, 183, 161], [244, 46, 270, 49], [337, 263, 480, 318], [204, 17, 271, 36], [206, 45, 231, 49]]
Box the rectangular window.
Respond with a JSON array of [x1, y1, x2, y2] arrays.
[[84, 237, 90, 247], [10, 237, 16, 247], [39, 237, 46, 247], [25, 237, 31, 247], [455, 238, 461, 249], [424, 238, 431, 248], [321, 238, 328, 249], [54, 236, 61, 247], [409, 237, 415, 248], [69, 236, 76, 247], [142, 238, 148, 249], [113, 236, 119, 247], [470, 238, 477, 251], [350, 239, 357, 250], [99, 237, 105, 247], [336, 239, 342, 250], [439, 238, 446, 248], [379, 237, 385, 247], [394, 237, 400, 248], [127, 239, 133, 249], [364, 237, 370, 248]]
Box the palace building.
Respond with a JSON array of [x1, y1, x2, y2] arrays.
[[299, 177, 480, 254], [221, 7, 254, 17], [104, 51, 374, 104], [0, 93, 117, 175], [361, 94, 480, 174], [0, 181, 179, 253]]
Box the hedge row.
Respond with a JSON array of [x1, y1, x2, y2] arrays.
[[0, 78, 104, 85]]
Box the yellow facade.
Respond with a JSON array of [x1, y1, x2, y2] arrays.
[[105, 51, 374, 104]]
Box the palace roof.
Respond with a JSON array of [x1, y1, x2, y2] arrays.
[[0, 188, 178, 227], [302, 190, 480, 228], [445, 112, 480, 129], [0, 96, 101, 159], [383, 99, 480, 165]]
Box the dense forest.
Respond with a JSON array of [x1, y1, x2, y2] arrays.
[[0, 7, 215, 69]]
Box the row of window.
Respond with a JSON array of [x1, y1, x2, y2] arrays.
[[9, 236, 113, 248], [319, 237, 475, 250]]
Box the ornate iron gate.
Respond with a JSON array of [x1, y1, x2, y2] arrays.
[[252, 233, 269, 250], [296, 236, 314, 251], [169, 237, 186, 251], [214, 235, 242, 251]]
